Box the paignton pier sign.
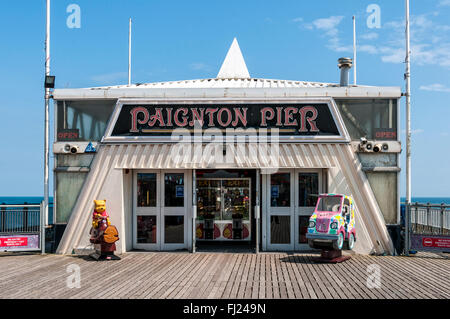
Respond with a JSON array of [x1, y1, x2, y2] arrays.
[[103, 99, 349, 143]]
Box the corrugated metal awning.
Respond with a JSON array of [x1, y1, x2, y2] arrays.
[[107, 143, 338, 170]]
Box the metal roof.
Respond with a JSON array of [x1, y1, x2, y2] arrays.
[[52, 80, 402, 100]]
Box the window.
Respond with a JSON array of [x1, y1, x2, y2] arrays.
[[299, 173, 319, 207], [164, 173, 184, 207], [271, 173, 290, 207], [137, 173, 157, 207], [317, 196, 342, 212], [335, 99, 398, 141], [137, 216, 157, 244], [56, 100, 116, 141], [270, 216, 290, 244], [164, 216, 184, 244]]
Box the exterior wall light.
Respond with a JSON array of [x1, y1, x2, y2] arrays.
[[45, 75, 55, 89]]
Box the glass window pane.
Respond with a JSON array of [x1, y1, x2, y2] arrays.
[[299, 216, 310, 244], [270, 215, 291, 244], [165, 173, 184, 207], [299, 173, 319, 207], [223, 179, 250, 221], [197, 180, 221, 220], [56, 100, 115, 141], [164, 216, 184, 244], [137, 215, 157, 244], [336, 99, 398, 141], [137, 173, 157, 207], [271, 173, 290, 207]]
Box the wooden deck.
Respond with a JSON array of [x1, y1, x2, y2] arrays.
[[0, 252, 448, 299]]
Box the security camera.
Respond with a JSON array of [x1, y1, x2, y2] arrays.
[[373, 144, 383, 153], [360, 137, 368, 145], [70, 146, 80, 154], [63, 144, 80, 154]]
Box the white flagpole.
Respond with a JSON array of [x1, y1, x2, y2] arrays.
[[128, 18, 132, 86], [405, 0, 412, 205], [353, 15, 357, 85], [43, 0, 51, 253]]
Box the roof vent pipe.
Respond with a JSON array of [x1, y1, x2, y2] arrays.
[[338, 57, 353, 87]]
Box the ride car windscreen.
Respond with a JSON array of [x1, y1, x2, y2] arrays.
[[317, 196, 342, 212]]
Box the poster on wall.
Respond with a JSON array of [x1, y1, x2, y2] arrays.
[[0, 234, 40, 252]]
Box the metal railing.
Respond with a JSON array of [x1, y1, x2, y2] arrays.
[[0, 202, 45, 253], [409, 203, 450, 236], [405, 202, 450, 255]]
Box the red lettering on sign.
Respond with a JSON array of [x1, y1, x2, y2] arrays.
[[205, 108, 219, 127], [217, 108, 232, 127], [299, 106, 319, 132], [0, 237, 28, 247], [189, 108, 205, 126], [130, 107, 150, 133], [260, 107, 275, 126], [148, 108, 166, 127], [284, 107, 298, 126], [174, 108, 188, 127], [422, 237, 450, 249], [232, 108, 248, 127]]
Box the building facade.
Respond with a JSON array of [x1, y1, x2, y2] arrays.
[[52, 41, 401, 255]]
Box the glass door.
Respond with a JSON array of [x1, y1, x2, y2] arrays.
[[266, 171, 295, 251], [133, 170, 189, 251], [134, 171, 160, 250], [161, 171, 188, 250], [294, 170, 322, 250]]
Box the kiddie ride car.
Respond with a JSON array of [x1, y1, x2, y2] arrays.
[[306, 194, 356, 263]]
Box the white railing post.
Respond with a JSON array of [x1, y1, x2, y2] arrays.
[[40, 200, 46, 255]]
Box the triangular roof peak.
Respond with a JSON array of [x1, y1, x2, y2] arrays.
[[217, 38, 250, 79]]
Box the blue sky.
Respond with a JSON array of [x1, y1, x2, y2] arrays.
[[0, 0, 449, 197]]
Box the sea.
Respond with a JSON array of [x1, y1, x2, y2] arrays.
[[0, 196, 54, 226]]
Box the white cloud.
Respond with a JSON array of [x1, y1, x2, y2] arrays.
[[297, 16, 347, 52], [439, 0, 450, 6], [360, 32, 379, 41], [420, 83, 450, 92], [311, 16, 344, 37]]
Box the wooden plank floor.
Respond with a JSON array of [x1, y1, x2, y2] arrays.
[[0, 252, 448, 299]]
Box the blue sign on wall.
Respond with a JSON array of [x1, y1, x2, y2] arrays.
[[271, 185, 279, 198], [176, 185, 184, 198]]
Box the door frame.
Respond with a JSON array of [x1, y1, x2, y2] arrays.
[[160, 170, 190, 250], [196, 177, 252, 242], [263, 169, 325, 251], [265, 170, 295, 251], [294, 169, 323, 251], [132, 169, 192, 251], [133, 170, 161, 251]]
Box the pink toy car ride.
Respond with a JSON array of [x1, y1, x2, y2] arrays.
[[306, 194, 356, 251]]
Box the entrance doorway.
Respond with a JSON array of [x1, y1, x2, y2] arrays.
[[196, 178, 251, 242], [133, 170, 191, 251], [264, 169, 324, 251]]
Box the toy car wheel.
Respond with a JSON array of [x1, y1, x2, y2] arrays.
[[333, 233, 344, 250], [348, 233, 355, 250], [344, 233, 355, 250]]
